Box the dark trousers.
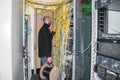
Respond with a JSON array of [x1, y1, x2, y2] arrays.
[[40, 56, 47, 67]]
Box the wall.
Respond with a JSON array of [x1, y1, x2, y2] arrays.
[[0, 0, 12, 80], [36, 13, 43, 68], [11, 0, 24, 80], [0, 0, 24, 80]]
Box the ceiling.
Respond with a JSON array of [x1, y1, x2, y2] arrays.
[[35, 0, 64, 3], [26, 0, 67, 11], [26, 0, 72, 11], [27, 0, 66, 6]]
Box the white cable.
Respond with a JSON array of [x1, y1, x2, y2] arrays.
[[65, 41, 97, 54], [75, 41, 93, 53]]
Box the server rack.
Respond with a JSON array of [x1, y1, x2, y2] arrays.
[[93, 0, 120, 80]]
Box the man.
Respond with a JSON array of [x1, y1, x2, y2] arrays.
[[38, 16, 56, 67]]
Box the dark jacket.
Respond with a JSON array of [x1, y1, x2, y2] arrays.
[[38, 23, 55, 57]]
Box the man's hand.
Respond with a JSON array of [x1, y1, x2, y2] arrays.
[[47, 57, 53, 63]]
